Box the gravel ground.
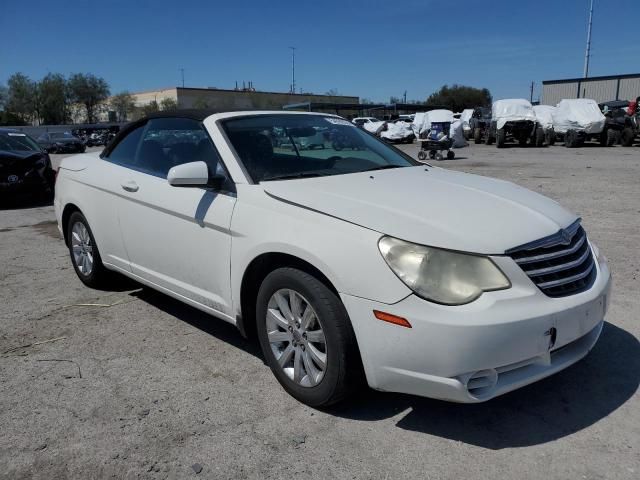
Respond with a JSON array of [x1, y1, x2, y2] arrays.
[[1, 142, 638, 480]]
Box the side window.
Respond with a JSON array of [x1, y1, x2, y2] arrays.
[[134, 118, 225, 179], [107, 126, 145, 167]]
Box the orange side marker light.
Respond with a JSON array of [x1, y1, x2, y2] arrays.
[[373, 310, 412, 328]]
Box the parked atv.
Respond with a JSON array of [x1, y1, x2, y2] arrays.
[[598, 100, 635, 146], [533, 105, 556, 146], [485, 99, 544, 148], [553, 99, 606, 148], [469, 107, 491, 144]]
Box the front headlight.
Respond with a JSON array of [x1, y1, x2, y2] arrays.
[[378, 236, 511, 305]]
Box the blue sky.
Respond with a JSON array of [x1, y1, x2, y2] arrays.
[[1, 0, 639, 102]]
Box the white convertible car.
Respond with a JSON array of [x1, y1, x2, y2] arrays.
[[55, 110, 611, 406]]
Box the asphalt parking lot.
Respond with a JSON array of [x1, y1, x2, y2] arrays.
[[1, 143, 638, 480]]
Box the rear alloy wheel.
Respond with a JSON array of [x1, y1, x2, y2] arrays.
[[256, 268, 362, 407], [417, 150, 427, 161], [67, 211, 112, 288]]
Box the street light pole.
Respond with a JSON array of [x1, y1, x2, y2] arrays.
[[583, 0, 594, 78], [180, 68, 185, 88], [289, 47, 296, 93]]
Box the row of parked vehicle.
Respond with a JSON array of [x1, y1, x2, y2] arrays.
[[35, 127, 119, 154], [461, 97, 639, 148]]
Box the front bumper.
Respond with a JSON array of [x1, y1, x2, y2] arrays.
[[342, 250, 611, 403]]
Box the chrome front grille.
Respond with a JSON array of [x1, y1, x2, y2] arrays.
[[506, 219, 596, 297]]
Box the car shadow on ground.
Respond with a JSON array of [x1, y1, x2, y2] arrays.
[[130, 287, 262, 360], [0, 195, 53, 210], [333, 321, 639, 449], [124, 287, 639, 449]]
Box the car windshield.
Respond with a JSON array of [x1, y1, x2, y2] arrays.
[[0, 132, 41, 152], [50, 132, 74, 139], [222, 114, 417, 182]]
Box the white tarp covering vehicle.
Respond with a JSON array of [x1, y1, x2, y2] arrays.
[[450, 120, 467, 148], [488, 99, 543, 147], [552, 99, 606, 135], [533, 105, 556, 130], [460, 109, 474, 136], [533, 105, 557, 145], [362, 121, 387, 136], [380, 121, 414, 143], [492, 99, 538, 130]]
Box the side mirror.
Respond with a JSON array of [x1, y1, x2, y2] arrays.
[[167, 161, 225, 189]]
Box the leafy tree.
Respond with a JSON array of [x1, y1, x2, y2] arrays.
[[38, 73, 69, 124], [110, 91, 136, 121], [325, 88, 339, 96], [141, 100, 159, 116], [426, 84, 492, 112], [6, 73, 38, 123], [389, 96, 402, 104], [160, 97, 178, 111], [192, 97, 210, 109], [0, 85, 7, 109], [67, 73, 110, 123]]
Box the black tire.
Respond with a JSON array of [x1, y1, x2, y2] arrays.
[[256, 268, 362, 407], [545, 129, 556, 146], [496, 128, 506, 148], [535, 127, 545, 147], [66, 211, 111, 288], [417, 150, 426, 161], [565, 130, 575, 148], [446, 150, 455, 160], [428, 150, 436, 159], [606, 128, 620, 147], [621, 127, 635, 147], [473, 127, 482, 144]]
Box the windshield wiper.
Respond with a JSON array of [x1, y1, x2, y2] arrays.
[[261, 172, 324, 181], [361, 165, 404, 172]]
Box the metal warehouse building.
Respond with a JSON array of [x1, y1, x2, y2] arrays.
[[541, 73, 640, 106]]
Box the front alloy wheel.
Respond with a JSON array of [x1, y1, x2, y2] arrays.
[[256, 267, 362, 406], [266, 289, 327, 387]]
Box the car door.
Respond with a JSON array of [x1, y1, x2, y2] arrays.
[[115, 117, 236, 317]]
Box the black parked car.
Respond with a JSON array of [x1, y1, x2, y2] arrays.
[[37, 131, 86, 154], [0, 129, 55, 202]]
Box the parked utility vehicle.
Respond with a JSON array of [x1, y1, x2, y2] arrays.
[[553, 99, 606, 148], [486, 99, 544, 148]]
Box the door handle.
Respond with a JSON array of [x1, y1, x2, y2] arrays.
[[121, 181, 139, 192]]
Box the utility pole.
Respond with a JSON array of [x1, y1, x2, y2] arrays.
[[530, 81, 534, 103], [180, 68, 185, 88], [583, 0, 594, 78], [289, 47, 296, 94], [403, 91, 407, 103]]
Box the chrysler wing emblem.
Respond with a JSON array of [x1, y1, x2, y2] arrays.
[[7, 175, 19, 183]]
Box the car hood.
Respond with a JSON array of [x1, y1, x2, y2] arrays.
[[261, 166, 577, 254]]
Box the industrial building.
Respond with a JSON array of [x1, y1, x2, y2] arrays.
[[98, 87, 359, 122], [541, 73, 640, 106]]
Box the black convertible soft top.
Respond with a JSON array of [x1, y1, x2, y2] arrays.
[[101, 109, 232, 157]]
